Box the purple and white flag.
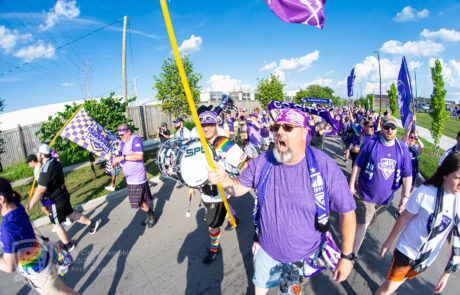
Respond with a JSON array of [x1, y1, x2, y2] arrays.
[[264, 0, 326, 29], [347, 67, 355, 98], [397, 56, 414, 130]]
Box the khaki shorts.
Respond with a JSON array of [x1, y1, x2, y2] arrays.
[[25, 261, 62, 295], [354, 193, 387, 225]]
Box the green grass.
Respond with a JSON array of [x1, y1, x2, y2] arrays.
[[414, 112, 460, 139], [0, 162, 34, 183], [9, 149, 160, 221], [396, 127, 444, 179]]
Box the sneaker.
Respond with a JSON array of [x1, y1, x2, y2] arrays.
[[64, 242, 75, 252], [141, 215, 150, 226], [51, 225, 58, 233], [147, 213, 156, 228], [224, 217, 239, 232], [64, 218, 72, 227], [203, 250, 219, 265], [105, 186, 115, 192], [89, 220, 99, 234]]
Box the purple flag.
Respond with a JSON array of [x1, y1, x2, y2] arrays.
[[347, 67, 355, 98], [264, 0, 326, 29], [397, 57, 413, 130]]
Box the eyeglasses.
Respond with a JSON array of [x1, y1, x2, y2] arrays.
[[366, 125, 375, 129], [383, 125, 397, 130], [409, 136, 416, 139], [199, 116, 216, 123], [273, 124, 295, 132]]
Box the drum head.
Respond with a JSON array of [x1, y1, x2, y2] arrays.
[[180, 140, 213, 188]]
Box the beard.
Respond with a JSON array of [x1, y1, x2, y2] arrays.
[[274, 134, 293, 163]]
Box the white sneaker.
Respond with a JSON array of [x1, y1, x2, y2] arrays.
[[105, 186, 115, 192], [64, 218, 72, 227], [51, 225, 57, 233]]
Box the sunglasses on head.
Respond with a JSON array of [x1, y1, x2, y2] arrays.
[[199, 115, 216, 123], [383, 125, 397, 130], [273, 124, 295, 132]]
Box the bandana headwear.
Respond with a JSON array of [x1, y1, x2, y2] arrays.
[[199, 111, 218, 124], [274, 109, 308, 128]]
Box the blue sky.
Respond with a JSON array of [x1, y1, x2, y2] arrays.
[[1, 0, 460, 113]]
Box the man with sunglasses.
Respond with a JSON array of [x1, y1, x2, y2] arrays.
[[189, 110, 248, 265], [208, 108, 357, 294], [349, 116, 412, 256], [113, 123, 156, 228]]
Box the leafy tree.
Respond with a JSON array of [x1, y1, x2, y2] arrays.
[[153, 55, 202, 118], [255, 73, 285, 109], [36, 93, 134, 178], [366, 94, 374, 110], [387, 83, 400, 117], [429, 59, 449, 155]]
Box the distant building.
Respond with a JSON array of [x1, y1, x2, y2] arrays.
[[200, 90, 255, 102]]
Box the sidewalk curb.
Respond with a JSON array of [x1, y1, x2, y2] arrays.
[[32, 175, 162, 228]]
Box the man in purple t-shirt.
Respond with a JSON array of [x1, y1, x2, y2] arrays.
[[112, 123, 156, 228], [208, 107, 357, 294], [245, 112, 263, 158], [349, 116, 412, 255]]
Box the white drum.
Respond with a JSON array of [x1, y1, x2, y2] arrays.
[[156, 138, 215, 188]]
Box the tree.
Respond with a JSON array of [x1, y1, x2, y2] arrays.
[[429, 59, 449, 155], [36, 93, 134, 178], [366, 94, 374, 110], [294, 84, 334, 104], [387, 83, 400, 117], [255, 73, 285, 109], [153, 55, 202, 118]]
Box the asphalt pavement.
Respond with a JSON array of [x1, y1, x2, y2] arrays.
[[1, 137, 459, 295]]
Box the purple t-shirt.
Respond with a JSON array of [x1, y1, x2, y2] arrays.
[[238, 148, 356, 263], [327, 114, 341, 136], [118, 135, 146, 184], [355, 138, 412, 204], [247, 121, 261, 146], [260, 118, 270, 138]]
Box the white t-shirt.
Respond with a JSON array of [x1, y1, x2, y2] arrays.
[[397, 185, 458, 266], [173, 127, 191, 139]]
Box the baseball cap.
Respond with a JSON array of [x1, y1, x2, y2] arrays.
[[174, 118, 183, 124], [242, 108, 247, 112], [199, 111, 218, 124], [34, 144, 51, 155], [161, 122, 168, 127], [25, 154, 37, 163], [383, 115, 397, 127]]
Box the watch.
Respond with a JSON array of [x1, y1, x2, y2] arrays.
[[341, 253, 357, 263], [123, 155, 126, 161]]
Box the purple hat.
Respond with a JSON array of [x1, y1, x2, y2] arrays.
[[199, 111, 218, 124], [250, 112, 258, 117], [273, 109, 308, 128]]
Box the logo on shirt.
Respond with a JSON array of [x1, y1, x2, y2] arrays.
[[437, 214, 452, 234], [378, 158, 396, 180]]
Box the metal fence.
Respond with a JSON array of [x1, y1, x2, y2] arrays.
[[0, 101, 262, 168]]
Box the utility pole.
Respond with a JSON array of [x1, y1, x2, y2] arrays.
[[373, 50, 382, 112], [81, 61, 91, 99], [414, 67, 418, 101], [133, 76, 138, 105], [122, 16, 129, 118]]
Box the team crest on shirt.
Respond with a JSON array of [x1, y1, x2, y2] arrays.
[[438, 215, 452, 234], [378, 158, 396, 180]]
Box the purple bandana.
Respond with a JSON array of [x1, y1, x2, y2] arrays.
[[273, 108, 308, 128]]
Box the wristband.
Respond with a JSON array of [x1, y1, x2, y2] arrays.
[[341, 253, 357, 263]]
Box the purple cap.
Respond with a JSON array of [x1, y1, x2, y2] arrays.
[[273, 109, 308, 128], [199, 111, 218, 124]]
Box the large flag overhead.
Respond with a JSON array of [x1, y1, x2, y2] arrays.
[[397, 56, 414, 130], [347, 67, 355, 98], [60, 107, 119, 161], [264, 0, 326, 29]]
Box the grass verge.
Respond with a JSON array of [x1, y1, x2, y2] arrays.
[[0, 162, 34, 183], [414, 112, 460, 139]]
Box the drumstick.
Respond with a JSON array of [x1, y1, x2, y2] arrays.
[[185, 192, 192, 217]]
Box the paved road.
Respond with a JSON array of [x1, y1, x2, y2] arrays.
[[1, 137, 459, 294]]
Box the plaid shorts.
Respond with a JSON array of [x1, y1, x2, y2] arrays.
[[127, 182, 152, 209]]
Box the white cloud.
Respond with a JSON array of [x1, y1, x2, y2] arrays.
[[206, 75, 251, 92], [14, 41, 56, 62], [429, 58, 460, 88], [61, 82, 74, 87], [278, 50, 319, 72], [408, 61, 422, 70], [380, 39, 444, 57], [421, 28, 460, 42], [178, 34, 202, 54], [394, 6, 430, 22], [336, 79, 346, 87], [0, 25, 31, 53], [40, 0, 80, 31], [260, 61, 277, 71], [303, 78, 333, 88]]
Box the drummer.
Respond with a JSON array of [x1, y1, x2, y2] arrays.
[[187, 110, 249, 265]]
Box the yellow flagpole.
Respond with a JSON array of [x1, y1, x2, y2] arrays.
[[27, 104, 85, 208], [159, 0, 236, 227]]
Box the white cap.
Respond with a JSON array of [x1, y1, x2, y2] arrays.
[[34, 144, 51, 155]]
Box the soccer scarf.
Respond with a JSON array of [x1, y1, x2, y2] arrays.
[[412, 186, 460, 273], [362, 138, 403, 191]]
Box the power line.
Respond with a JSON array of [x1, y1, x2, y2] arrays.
[[0, 18, 123, 78]]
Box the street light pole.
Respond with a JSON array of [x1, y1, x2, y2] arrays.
[[373, 50, 382, 112], [414, 67, 418, 101]]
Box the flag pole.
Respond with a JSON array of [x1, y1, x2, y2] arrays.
[[27, 104, 85, 208], [159, 0, 236, 227]]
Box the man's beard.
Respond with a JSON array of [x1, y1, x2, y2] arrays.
[[273, 136, 293, 163]]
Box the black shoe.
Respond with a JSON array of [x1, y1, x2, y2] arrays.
[[141, 215, 150, 226], [64, 242, 75, 252], [89, 220, 99, 235], [224, 217, 239, 232], [147, 212, 156, 228], [203, 250, 219, 265]]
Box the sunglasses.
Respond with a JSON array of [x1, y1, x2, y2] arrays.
[[273, 124, 295, 132], [383, 125, 397, 130], [409, 136, 416, 139], [199, 116, 216, 123], [118, 128, 129, 135], [366, 125, 374, 129]]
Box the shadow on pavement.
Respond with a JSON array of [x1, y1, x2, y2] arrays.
[[153, 178, 176, 219]]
